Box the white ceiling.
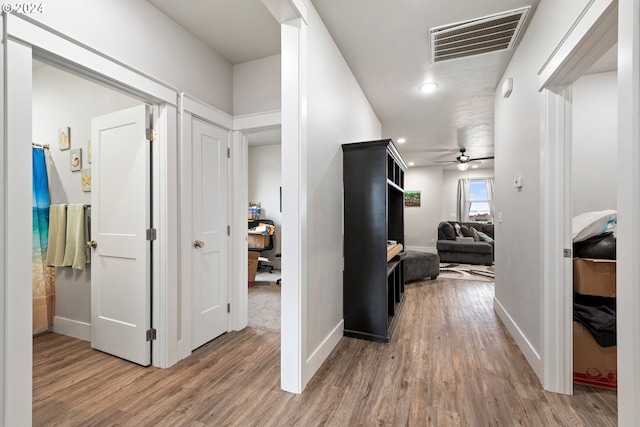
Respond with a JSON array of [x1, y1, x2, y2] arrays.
[[147, 0, 280, 65], [146, 0, 545, 166]]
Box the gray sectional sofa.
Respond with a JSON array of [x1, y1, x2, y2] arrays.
[[437, 221, 495, 266]]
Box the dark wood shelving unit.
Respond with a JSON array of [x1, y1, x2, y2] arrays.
[[342, 139, 408, 343]]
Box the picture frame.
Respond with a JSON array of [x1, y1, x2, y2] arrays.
[[70, 148, 82, 171], [81, 168, 91, 192], [58, 126, 70, 150], [404, 190, 421, 207], [87, 139, 92, 164]]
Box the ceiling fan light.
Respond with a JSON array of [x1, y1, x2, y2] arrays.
[[457, 162, 470, 171], [419, 82, 438, 93]]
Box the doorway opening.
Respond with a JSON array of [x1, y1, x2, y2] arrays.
[[31, 57, 149, 344], [245, 127, 282, 332]]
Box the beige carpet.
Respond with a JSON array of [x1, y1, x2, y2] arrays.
[[438, 263, 495, 282], [248, 270, 281, 331]]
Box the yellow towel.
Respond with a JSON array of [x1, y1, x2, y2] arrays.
[[44, 204, 67, 267], [62, 204, 86, 270]]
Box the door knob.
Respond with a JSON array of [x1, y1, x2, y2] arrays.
[[87, 240, 98, 248], [193, 240, 205, 249]]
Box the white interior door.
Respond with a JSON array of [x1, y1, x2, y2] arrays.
[[191, 118, 229, 350], [90, 104, 152, 366]]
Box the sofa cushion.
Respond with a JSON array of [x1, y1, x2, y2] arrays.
[[438, 222, 456, 240], [437, 240, 493, 254], [459, 224, 473, 238], [481, 224, 494, 239]]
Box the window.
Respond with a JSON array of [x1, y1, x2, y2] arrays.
[[468, 179, 492, 222]]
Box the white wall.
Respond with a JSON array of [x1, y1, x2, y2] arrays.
[[404, 166, 443, 249], [234, 55, 281, 116], [302, 3, 381, 385], [31, 0, 233, 112], [572, 71, 617, 216], [32, 64, 141, 331], [248, 143, 282, 268], [442, 168, 495, 222], [494, 0, 592, 376]]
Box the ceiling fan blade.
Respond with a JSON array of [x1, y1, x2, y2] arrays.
[[469, 156, 494, 161], [434, 160, 456, 164]]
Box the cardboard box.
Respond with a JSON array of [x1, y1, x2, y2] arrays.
[[248, 251, 259, 285], [248, 232, 270, 249], [573, 321, 617, 390], [573, 258, 616, 297]]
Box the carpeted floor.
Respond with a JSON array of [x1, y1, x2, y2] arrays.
[[438, 263, 495, 282], [248, 269, 281, 331]]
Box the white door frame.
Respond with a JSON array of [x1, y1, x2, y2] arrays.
[[178, 94, 282, 360], [178, 93, 233, 359], [1, 13, 178, 425], [231, 111, 282, 333], [539, 0, 640, 410], [616, 1, 640, 425]]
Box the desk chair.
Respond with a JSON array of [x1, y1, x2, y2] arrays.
[[248, 219, 275, 273]]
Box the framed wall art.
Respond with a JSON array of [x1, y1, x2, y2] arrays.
[[58, 126, 70, 150], [81, 168, 91, 192], [70, 148, 82, 171], [404, 190, 421, 207]]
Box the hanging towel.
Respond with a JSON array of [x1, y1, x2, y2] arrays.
[[62, 204, 86, 270], [44, 204, 67, 267], [84, 206, 91, 264]]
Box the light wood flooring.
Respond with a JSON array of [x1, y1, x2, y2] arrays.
[[33, 278, 617, 426]]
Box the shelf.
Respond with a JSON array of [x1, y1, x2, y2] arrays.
[[342, 139, 407, 343]]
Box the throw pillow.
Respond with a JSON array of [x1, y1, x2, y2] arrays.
[[470, 227, 480, 242], [476, 231, 494, 242], [454, 223, 463, 238], [460, 224, 473, 237]]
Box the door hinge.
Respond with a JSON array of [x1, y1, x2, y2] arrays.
[[146, 328, 157, 341], [227, 147, 231, 158], [563, 248, 572, 258], [146, 228, 157, 241], [227, 303, 231, 313], [227, 225, 230, 236], [146, 128, 156, 142]]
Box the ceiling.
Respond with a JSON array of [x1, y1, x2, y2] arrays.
[[146, 0, 544, 167]]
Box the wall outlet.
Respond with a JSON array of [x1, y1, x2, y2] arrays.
[[430, 238, 435, 245]]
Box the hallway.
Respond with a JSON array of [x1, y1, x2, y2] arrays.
[[33, 277, 616, 426]]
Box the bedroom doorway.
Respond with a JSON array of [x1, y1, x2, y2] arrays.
[[245, 127, 282, 333]]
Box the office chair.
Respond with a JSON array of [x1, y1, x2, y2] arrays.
[[248, 219, 275, 273]]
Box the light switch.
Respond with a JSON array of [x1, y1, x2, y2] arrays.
[[497, 212, 503, 223]]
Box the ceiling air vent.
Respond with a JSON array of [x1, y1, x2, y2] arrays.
[[430, 6, 531, 63]]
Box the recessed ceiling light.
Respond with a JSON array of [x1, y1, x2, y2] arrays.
[[472, 164, 479, 169], [397, 138, 406, 143], [419, 82, 439, 93], [408, 162, 415, 166]]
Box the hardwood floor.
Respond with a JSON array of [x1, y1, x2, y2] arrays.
[[33, 278, 617, 426]]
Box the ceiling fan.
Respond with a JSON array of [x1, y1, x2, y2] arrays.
[[435, 148, 494, 171]]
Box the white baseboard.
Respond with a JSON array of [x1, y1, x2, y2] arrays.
[[493, 297, 542, 379], [405, 246, 437, 254], [53, 316, 91, 342], [303, 319, 344, 387]]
